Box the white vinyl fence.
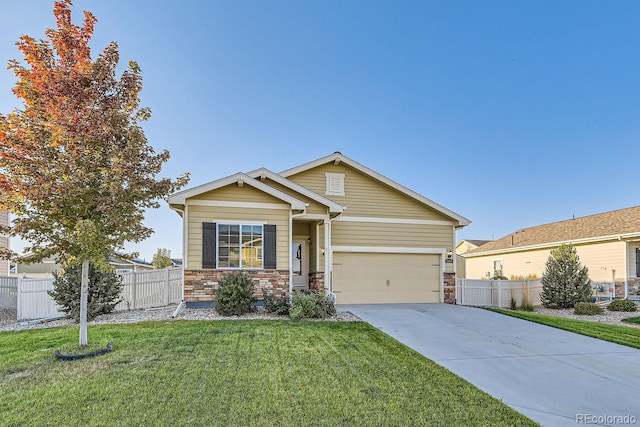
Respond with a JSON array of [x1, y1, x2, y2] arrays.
[[0, 276, 18, 309], [456, 278, 542, 308], [0, 267, 182, 321]]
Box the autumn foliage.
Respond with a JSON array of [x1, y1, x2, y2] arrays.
[[0, 0, 188, 267]]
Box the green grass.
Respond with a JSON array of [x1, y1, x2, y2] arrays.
[[622, 316, 640, 325], [489, 309, 640, 349], [0, 320, 536, 427]]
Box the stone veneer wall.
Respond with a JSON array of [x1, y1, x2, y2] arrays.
[[625, 278, 640, 299], [308, 272, 325, 291], [184, 270, 289, 303], [444, 272, 456, 304]]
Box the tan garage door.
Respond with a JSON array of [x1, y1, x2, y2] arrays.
[[332, 252, 441, 304]]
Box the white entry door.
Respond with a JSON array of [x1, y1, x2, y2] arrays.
[[291, 240, 308, 289]]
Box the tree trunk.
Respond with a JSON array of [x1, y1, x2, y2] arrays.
[[79, 260, 89, 348]]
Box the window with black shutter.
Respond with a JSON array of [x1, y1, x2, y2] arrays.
[[202, 223, 276, 270]]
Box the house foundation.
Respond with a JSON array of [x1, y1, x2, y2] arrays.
[[183, 269, 290, 307]]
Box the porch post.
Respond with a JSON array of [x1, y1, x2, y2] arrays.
[[324, 217, 331, 292]]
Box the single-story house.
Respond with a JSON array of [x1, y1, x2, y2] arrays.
[[464, 206, 640, 299], [0, 211, 9, 276], [168, 152, 470, 306], [11, 253, 154, 278], [455, 239, 491, 278]]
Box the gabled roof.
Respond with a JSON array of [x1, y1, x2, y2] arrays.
[[464, 239, 492, 247], [466, 206, 640, 256], [280, 152, 471, 227], [246, 167, 344, 214], [167, 172, 307, 210]]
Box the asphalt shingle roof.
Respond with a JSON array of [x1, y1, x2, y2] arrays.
[[468, 206, 640, 255]]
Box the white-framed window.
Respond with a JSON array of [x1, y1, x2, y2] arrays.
[[493, 259, 503, 276], [217, 224, 263, 269], [325, 173, 345, 196]]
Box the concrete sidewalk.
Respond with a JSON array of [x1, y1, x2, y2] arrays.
[[341, 304, 640, 427]]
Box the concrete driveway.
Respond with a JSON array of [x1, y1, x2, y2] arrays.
[[341, 303, 640, 427]]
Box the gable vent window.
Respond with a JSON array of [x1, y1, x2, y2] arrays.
[[325, 173, 345, 196]]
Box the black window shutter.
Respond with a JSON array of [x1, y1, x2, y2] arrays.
[[202, 222, 217, 269], [264, 224, 277, 269], [636, 248, 640, 277]]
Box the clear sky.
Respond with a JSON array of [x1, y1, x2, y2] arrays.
[[2, 0, 640, 261]]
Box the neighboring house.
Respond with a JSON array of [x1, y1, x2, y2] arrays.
[[0, 211, 8, 276], [464, 206, 640, 299], [11, 257, 59, 278], [11, 253, 154, 278], [455, 239, 491, 278], [456, 239, 491, 255], [110, 254, 154, 273], [168, 152, 470, 306]]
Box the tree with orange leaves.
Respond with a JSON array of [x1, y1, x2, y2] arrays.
[[0, 1, 188, 347]]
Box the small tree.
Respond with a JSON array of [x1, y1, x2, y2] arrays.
[[540, 244, 591, 308], [49, 262, 123, 321], [152, 248, 173, 269], [0, 1, 188, 347]]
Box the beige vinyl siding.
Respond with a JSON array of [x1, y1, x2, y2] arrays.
[[317, 222, 325, 272], [332, 221, 454, 273], [332, 221, 452, 247], [186, 204, 289, 270], [0, 211, 8, 276], [262, 179, 329, 216], [287, 163, 450, 220], [190, 184, 284, 204], [465, 241, 627, 282], [576, 241, 625, 282]]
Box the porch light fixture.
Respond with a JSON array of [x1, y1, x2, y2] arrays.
[[307, 238, 312, 245], [447, 250, 453, 259]]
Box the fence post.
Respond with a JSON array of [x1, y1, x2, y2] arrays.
[[164, 268, 170, 306], [497, 280, 502, 308], [131, 270, 137, 310], [16, 277, 21, 321]]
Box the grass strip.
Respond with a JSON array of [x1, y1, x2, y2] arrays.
[[489, 308, 640, 349], [0, 320, 536, 426]]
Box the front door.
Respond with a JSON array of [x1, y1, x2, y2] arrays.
[[291, 240, 308, 290]]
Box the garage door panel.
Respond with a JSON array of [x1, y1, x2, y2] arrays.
[[333, 252, 441, 304]]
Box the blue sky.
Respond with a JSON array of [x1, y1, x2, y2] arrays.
[[2, 0, 640, 261]]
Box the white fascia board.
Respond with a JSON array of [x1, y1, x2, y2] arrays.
[[247, 167, 344, 214], [464, 232, 640, 258], [167, 172, 306, 210], [332, 246, 445, 254], [279, 152, 471, 227]]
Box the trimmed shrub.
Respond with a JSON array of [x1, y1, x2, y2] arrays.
[[607, 299, 638, 312], [573, 302, 604, 315], [48, 262, 123, 322], [215, 271, 256, 316], [289, 291, 336, 320], [263, 292, 290, 316], [540, 244, 592, 308]]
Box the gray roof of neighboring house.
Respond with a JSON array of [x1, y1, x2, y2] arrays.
[[466, 206, 640, 255]]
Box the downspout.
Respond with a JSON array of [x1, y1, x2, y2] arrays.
[[625, 242, 630, 299], [290, 207, 308, 297], [171, 205, 186, 304]]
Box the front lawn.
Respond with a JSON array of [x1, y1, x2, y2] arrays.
[[0, 320, 535, 426], [623, 316, 640, 325], [490, 309, 640, 349]]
